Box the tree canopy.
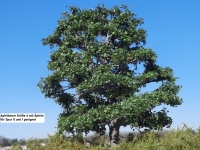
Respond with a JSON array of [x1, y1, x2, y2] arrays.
[[38, 4, 183, 147]]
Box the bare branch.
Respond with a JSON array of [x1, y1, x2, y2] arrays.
[[84, 41, 88, 50], [77, 47, 83, 51], [62, 86, 71, 88], [106, 33, 112, 45], [74, 33, 78, 39]]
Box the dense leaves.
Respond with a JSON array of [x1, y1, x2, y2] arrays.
[[38, 4, 183, 146]]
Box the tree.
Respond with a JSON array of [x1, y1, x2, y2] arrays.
[[37, 4, 183, 148]]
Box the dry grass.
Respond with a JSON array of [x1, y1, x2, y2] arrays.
[[2, 123, 200, 150]]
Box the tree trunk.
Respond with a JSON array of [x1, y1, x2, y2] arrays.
[[108, 115, 127, 148]]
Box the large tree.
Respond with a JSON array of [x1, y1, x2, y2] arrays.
[[38, 4, 183, 148]]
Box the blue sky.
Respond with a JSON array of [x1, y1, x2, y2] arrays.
[[0, 0, 200, 141]]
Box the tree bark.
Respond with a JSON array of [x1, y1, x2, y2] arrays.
[[108, 115, 127, 148]]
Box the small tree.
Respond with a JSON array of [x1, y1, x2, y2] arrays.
[[38, 4, 183, 148]]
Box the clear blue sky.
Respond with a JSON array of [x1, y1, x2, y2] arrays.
[[0, 0, 200, 141]]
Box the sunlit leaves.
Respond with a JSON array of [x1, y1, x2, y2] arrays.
[[38, 3, 183, 138]]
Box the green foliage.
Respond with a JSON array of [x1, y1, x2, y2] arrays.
[[8, 123, 200, 150], [37, 3, 183, 145]]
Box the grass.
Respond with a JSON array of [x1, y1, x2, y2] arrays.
[[2, 123, 200, 150]]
